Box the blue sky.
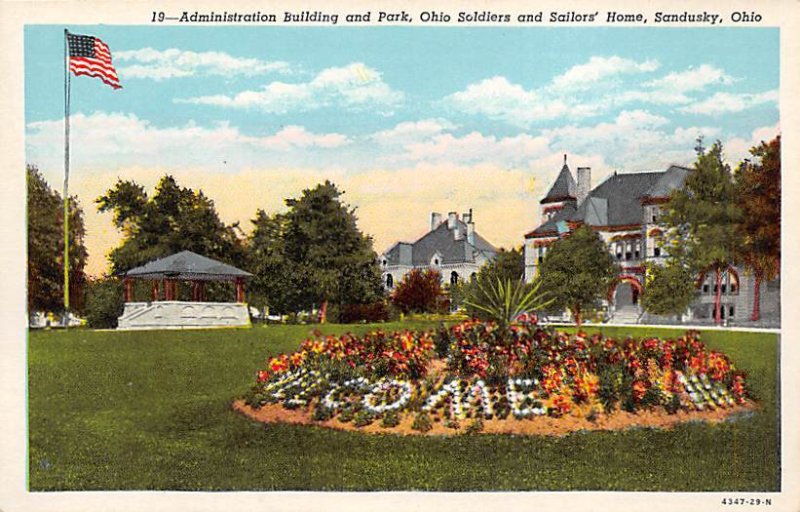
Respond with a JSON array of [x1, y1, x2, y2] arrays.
[[24, 25, 780, 275]]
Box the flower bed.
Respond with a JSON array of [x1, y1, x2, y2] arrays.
[[237, 320, 751, 435]]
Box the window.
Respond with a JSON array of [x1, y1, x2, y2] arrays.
[[470, 272, 477, 281], [634, 242, 640, 260], [654, 246, 661, 257], [386, 274, 393, 288], [729, 305, 735, 318], [703, 284, 709, 294], [382, 259, 387, 266], [434, 258, 439, 265], [651, 207, 659, 223], [450, 271, 459, 286]]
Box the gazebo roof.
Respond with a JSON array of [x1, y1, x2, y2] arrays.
[[124, 251, 252, 281]]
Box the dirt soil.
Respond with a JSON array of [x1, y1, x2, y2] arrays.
[[231, 399, 754, 437]]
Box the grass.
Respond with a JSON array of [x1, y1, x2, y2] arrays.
[[28, 321, 779, 491]]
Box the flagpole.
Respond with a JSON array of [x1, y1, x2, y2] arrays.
[[63, 28, 71, 317]]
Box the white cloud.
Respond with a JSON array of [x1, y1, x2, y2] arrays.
[[543, 110, 720, 169], [679, 90, 778, 115], [549, 56, 660, 92], [444, 56, 659, 126], [371, 119, 457, 145], [404, 131, 551, 166], [645, 64, 735, 93], [177, 62, 404, 113], [25, 112, 352, 173], [115, 48, 292, 80], [443, 76, 571, 126], [258, 125, 350, 150], [724, 123, 780, 164]]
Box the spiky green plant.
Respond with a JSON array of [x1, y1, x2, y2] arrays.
[[463, 278, 554, 328]]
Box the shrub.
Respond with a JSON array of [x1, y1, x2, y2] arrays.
[[338, 407, 355, 423], [353, 410, 374, 427], [444, 418, 460, 430], [339, 301, 391, 323], [381, 410, 401, 428], [312, 404, 333, 421], [391, 269, 448, 314], [465, 416, 484, 434], [84, 278, 124, 328], [463, 278, 553, 328], [411, 412, 433, 432]]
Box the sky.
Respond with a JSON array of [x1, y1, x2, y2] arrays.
[[24, 25, 780, 277]]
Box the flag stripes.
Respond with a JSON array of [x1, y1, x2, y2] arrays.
[[67, 34, 122, 89]]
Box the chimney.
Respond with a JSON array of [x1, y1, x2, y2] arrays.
[[576, 167, 591, 205], [431, 212, 443, 231], [467, 220, 475, 245], [447, 211, 458, 230]]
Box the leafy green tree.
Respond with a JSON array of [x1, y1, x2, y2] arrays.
[[84, 277, 124, 328], [27, 165, 87, 314], [247, 181, 384, 317], [247, 210, 301, 314], [391, 268, 447, 314], [735, 135, 780, 321], [642, 263, 697, 320], [455, 247, 525, 316], [538, 225, 618, 326], [97, 175, 246, 288], [663, 141, 742, 324], [477, 247, 525, 282]]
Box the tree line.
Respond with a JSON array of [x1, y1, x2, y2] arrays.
[[27, 135, 779, 327]]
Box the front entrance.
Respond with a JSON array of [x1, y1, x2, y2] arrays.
[[614, 281, 639, 307]]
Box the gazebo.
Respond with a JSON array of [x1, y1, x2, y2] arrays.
[[117, 250, 253, 330]]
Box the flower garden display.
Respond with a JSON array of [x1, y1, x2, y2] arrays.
[[237, 319, 751, 435]]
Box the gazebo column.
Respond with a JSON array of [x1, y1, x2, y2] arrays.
[[235, 278, 246, 303], [192, 281, 205, 302], [165, 279, 176, 301], [123, 278, 133, 302]]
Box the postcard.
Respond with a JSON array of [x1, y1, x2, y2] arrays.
[[2, 0, 798, 511]]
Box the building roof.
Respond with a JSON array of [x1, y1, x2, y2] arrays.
[[383, 219, 497, 266], [526, 202, 577, 237], [124, 250, 252, 281], [526, 164, 691, 238], [540, 161, 577, 204], [642, 165, 691, 199]]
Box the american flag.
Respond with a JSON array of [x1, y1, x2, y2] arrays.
[[67, 32, 122, 89]]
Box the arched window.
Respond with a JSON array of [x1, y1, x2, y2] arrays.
[[450, 271, 459, 286], [386, 274, 393, 288], [470, 272, 477, 281]]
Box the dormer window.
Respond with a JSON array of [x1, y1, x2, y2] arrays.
[[434, 258, 439, 265]]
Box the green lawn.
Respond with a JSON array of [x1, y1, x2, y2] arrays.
[[27, 322, 780, 491]]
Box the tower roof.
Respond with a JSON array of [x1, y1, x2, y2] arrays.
[[540, 155, 577, 204]]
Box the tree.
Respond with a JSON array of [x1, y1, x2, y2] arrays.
[[642, 262, 697, 320], [735, 135, 780, 321], [538, 225, 618, 326], [662, 141, 742, 325], [247, 181, 384, 317], [246, 210, 301, 314], [27, 165, 87, 314], [391, 269, 447, 314], [84, 277, 124, 328], [97, 175, 246, 287]]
